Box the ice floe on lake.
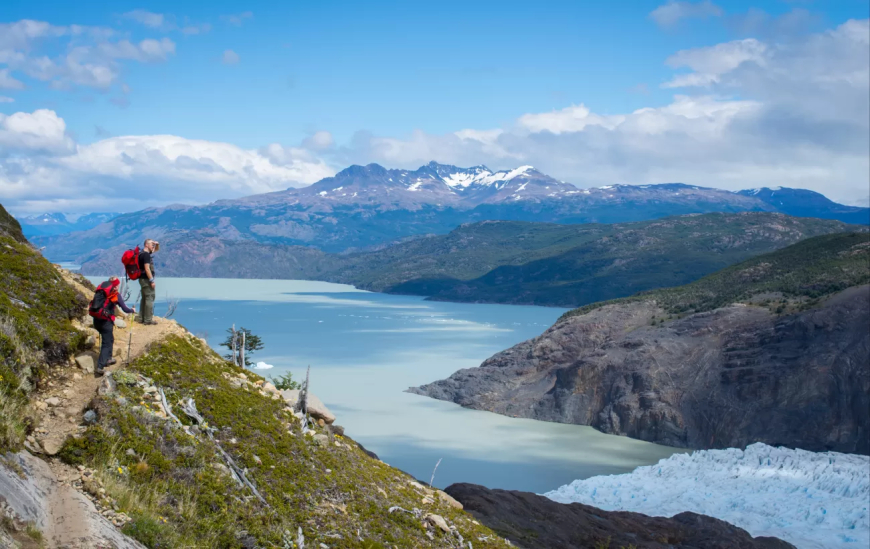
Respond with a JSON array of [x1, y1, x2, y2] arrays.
[[544, 443, 869, 549]]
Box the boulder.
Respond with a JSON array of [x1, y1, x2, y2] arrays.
[[75, 354, 95, 374], [280, 390, 335, 424], [425, 513, 451, 534], [97, 375, 117, 396], [437, 490, 463, 510], [45, 397, 61, 407]]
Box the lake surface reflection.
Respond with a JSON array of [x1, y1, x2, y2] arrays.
[[96, 277, 683, 493]]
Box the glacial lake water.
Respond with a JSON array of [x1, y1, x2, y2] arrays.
[[91, 277, 683, 493]]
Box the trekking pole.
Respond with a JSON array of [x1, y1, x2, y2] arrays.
[[126, 328, 133, 366]]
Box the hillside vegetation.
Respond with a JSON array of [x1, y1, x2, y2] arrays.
[[62, 335, 503, 547], [331, 212, 864, 307], [0, 202, 507, 548], [562, 231, 870, 320], [0, 204, 89, 451]]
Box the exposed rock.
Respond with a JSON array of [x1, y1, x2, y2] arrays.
[[437, 490, 463, 510], [45, 397, 61, 407], [83, 409, 98, 425], [412, 286, 870, 453], [40, 437, 64, 456], [424, 513, 450, 534], [0, 451, 146, 548], [84, 335, 96, 349], [312, 434, 329, 447], [280, 390, 336, 424], [75, 354, 95, 374], [97, 375, 117, 396], [446, 483, 794, 549]]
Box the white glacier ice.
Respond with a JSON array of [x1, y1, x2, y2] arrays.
[[544, 443, 869, 549]]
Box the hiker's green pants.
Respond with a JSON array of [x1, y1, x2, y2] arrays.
[[139, 278, 155, 322]]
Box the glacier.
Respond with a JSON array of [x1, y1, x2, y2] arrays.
[[544, 443, 869, 549]]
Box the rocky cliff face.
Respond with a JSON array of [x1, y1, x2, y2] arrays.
[[411, 285, 870, 453], [445, 483, 795, 549]]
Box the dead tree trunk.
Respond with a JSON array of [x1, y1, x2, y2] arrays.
[[240, 331, 246, 368], [231, 324, 237, 367]]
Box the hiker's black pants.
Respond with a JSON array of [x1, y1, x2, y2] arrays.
[[93, 318, 114, 370]]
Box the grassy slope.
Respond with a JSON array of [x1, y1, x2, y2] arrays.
[[336, 212, 862, 307], [561, 232, 870, 320], [0, 204, 88, 451], [60, 335, 504, 548]]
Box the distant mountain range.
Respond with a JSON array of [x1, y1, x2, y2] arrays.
[[38, 162, 868, 265], [17, 212, 120, 237], [77, 212, 862, 308]]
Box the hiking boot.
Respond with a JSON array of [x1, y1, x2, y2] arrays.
[[143, 320, 158, 326], [107, 358, 117, 366], [95, 367, 105, 377]]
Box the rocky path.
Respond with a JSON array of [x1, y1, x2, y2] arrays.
[[14, 268, 187, 548]]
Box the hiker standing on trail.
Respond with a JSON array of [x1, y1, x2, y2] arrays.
[[88, 276, 135, 376], [137, 239, 159, 325]]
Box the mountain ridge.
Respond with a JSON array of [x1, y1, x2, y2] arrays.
[[37, 162, 869, 263]]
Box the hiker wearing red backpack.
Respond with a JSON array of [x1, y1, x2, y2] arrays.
[[122, 239, 159, 325], [88, 276, 135, 376]]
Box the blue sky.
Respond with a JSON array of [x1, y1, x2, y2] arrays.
[[0, 1, 868, 213]]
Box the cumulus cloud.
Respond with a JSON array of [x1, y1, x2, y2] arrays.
[[0, 110, 334, 214], [221, 49, 240, 65], [333, 20, 869, 206], [0, 96, 13, 103], [0, 109, 75, 153], [650, 1, 723, 28], [302, 131, 335, 151]]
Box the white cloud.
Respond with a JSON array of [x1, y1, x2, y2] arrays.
[[663, 39, 767, 88], [334, 20, 869, 206], [122, 10, 165, 29], [0, 110, 334, 213], [0, 69, 24, 90], [0, 18, 177, 93], [98, 38, 176, 63], [0, 97, 13, 103], [222, 49, 240, 65], [0, 109, 74, 153], [518, 104, 625, 134], [650, 1, 723, 28], [302, 131, 335, 151]]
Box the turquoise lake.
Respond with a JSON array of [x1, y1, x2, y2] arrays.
[[91, 277, 682, 493]]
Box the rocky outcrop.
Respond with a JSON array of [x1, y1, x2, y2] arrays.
[[0, 451, 145, 548], [411, 285, 870, 453], [445, 483, 795, 549]]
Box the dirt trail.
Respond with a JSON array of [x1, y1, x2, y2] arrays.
[[23, 268, 187, 548]]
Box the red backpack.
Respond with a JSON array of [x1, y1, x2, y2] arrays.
[[122, 246, 141, 280], [88, 282, 114, 320]]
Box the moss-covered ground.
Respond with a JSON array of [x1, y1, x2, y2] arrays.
[[0, 204, 88, 452], [60, 334, 506, 548]]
